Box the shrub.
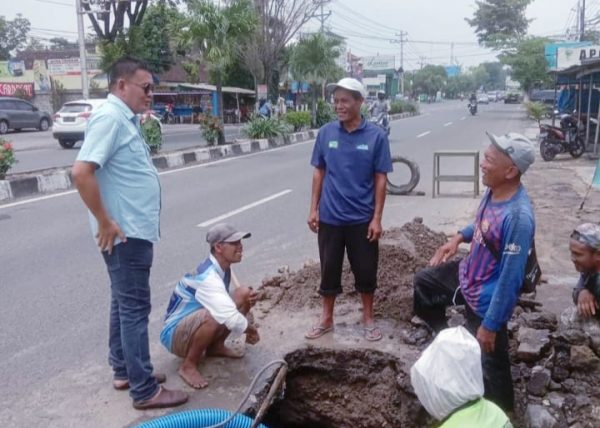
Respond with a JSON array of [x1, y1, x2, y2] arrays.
[[525, 101, 546, 125], [140, 114, 162, 154], [0, 139, 17, 179], [389, 100, 419, 115], [244, 115, 290, 139], [198, 114, 224, 146], [316, 99, 335, 127], [283, 111, 311, 131]]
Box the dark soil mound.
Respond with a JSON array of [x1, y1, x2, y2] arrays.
[[258, 218, 447, 323]]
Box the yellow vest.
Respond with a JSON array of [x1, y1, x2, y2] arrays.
[[440, 399, 513, 428]]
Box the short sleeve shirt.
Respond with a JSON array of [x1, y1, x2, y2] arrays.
[[310, 119, 392, 225], [76, 94, 161, 243]]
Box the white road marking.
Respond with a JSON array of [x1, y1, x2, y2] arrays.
[[444, 122, 453, 127], [0, 140, 314, 210], [416, 131, 431, 138], [197, 189, 292, 227]]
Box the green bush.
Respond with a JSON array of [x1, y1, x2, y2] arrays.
[[316, 99, 335, 127], [283, 111, 311, 132], [198, 114, 224, 146], [141, 116, 162, 154], [244, 115, 290, 139], [525, 101, 546, 124], [0, 138, 16, 179], [389, 100, 419, 115]]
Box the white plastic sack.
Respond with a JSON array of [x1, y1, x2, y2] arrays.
[[410, 326, 484, 420]]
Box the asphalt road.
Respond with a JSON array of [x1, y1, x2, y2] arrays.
[[0, 100, 528, 425], [5, 122, 245, 174]]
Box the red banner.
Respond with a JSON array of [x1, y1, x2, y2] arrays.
[[0, 82, 35, 97]]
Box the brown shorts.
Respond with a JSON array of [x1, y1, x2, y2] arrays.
[[171, 309, 209, 358]]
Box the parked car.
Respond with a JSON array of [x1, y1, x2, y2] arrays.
[[0, 97, 52, 134], [476, 93, 490, 104], [52, 99, 107, 148]]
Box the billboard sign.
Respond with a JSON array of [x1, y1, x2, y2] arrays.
[[545, 41, 592, 70], [0, 82, 34, 97], [362, 55, 395, 72]]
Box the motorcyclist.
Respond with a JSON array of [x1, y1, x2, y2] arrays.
[[469, 92, 477, 104], [370, 90, 389, 129]]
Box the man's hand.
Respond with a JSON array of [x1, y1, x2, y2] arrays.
[[245, 324, 260, 345], [367, 218, 383, 242], [429, 235, 462, 267], [577, 289, 599, 318], [476, 325, 496, 354], [307, 210, 319, 233], [248, 287, 258, 307], [96, 219, 126, 255]]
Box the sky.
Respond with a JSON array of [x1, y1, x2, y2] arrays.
[[1, 0, 588, 70]]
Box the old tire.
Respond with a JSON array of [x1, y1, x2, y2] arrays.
[[38, 118, 50, 131], [540, 139, 556, 161], [386, 156, 420, 195], [58, 139, 76, 149]]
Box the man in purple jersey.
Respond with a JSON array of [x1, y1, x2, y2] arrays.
[[412, 132, 536, 413]]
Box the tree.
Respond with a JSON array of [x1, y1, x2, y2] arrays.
[[289, 33, 344, 126], [98, 2, 181, 74], [0, 14, 31, 59], [466, 0, 532, 50], [412, 65, 447, 98], [82, 0, 148, 43], [251, 0, 321, 101], [49, 37, 77, 50], [180, 0, 257, 142], [500, 37, 552, 93], [24, 37, 45, 52]]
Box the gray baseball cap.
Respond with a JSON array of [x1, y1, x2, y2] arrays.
[[486, 131, 535, 174], [326, 77, 367, 99], [206, 223, 251, 246], [571, 223, 600, 250]]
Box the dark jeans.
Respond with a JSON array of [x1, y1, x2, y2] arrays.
[[102, 238, 159, 402], [413, 261, 515, 412]]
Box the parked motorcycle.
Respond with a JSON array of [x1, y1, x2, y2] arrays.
[[539, 113, 585, 161], [468, 102, 477, 115], [370, 112, 390, 136]]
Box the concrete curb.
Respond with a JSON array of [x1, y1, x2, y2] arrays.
[[0, 112, 418, 203]]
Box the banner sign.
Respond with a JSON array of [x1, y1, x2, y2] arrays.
[[556, 45, 600, 70], [362, 55, 395, 72], [0, 82, 34, 97], [47, 57, 101, 75]]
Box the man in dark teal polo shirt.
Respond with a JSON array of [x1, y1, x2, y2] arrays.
[[306, 78, 393, 342]]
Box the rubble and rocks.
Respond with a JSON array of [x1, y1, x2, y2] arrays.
[[254, 219, 600, 428]]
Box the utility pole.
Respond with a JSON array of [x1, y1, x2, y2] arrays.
[[581, 0, 586, 41], [76, 0, 89, 99], [312, 0, 332, 33], [391, 31, 406, 95], [450, 42, 454, 65]]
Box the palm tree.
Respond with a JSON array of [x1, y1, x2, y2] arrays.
[[180, 0, 257, 142], [289, 33, 344, 127]]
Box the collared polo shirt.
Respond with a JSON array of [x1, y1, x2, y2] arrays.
[[77, 93, 161, 244], [310, 119, 392, 225]]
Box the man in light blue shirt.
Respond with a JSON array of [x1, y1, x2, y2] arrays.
[[72, 56, 187, 410]]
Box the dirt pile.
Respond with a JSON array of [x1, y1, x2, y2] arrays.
[[257, 218, 447, 323]]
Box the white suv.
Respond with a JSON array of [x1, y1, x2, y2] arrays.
[[52, 99, 107, 148]]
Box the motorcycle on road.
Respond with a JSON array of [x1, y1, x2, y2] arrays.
[[468, 102, 477, 115], [369, 112, 391, 136]]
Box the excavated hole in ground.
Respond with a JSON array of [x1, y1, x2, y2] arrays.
[[259, 347, 428, 428]]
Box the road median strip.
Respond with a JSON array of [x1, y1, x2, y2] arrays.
[[0, 112, 418, 203]]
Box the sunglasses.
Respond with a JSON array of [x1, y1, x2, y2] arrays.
[[129, 81, 155, 95]]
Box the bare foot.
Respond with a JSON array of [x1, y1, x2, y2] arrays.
[[206, 344, 244, 358], [178, 365, 209, 389]]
